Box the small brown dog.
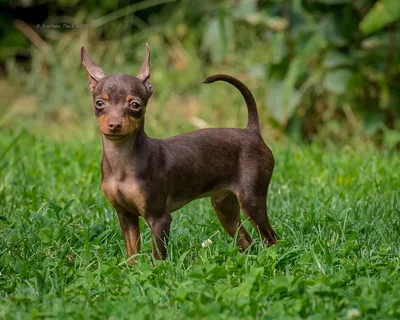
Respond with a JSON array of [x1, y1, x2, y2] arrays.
[[81, 44, 278, 264]]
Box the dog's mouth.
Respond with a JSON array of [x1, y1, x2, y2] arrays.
[[103, 133, 128, 141]]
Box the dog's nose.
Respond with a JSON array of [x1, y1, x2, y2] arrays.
[[108, 120, 122, 132]]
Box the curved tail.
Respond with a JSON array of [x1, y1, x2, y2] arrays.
[[202, 74, 260, 134]]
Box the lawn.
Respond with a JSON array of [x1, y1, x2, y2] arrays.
[[0, 129, 399, 319]]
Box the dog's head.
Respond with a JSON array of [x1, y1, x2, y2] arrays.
[[81, 44, 152, 141]]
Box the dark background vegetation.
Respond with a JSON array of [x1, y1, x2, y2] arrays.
[[0, 0, 399, 147]]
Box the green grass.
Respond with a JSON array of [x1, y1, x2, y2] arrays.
[[0, 129, 399, 319]]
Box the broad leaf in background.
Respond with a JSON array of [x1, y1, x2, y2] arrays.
[[202, 13, 234, 63], [0, 27, 28, 61], [269, 31, 287, 64], [323, 69, 354, 95], [266, 57, 303, 125], [318, 14, 349, 47], [360, 0, 400, 34], [232, 0, 257, 18], [323, 51, 354, 69], [360, 31, 400, 49], [266, 81, 286, 125], [383, 129, 400, 148]]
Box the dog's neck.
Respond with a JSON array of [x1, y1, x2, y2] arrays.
[[101, 121, 148, 181]]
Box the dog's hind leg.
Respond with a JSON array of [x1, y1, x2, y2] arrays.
[[237, 191, 278, 246], [211, 192, 252, 251]]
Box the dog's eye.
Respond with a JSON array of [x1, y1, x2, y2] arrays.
[[94, 99, 105, 109], [130, 101, 141, 110]]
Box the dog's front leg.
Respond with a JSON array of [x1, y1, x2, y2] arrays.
[[115, 207, 141, 265], [146, 213, 172, 260]]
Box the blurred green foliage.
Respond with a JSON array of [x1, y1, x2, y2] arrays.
[[0, 0, 399, 147]]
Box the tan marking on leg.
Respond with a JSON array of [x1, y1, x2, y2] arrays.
[[117, 212, 141, 265]]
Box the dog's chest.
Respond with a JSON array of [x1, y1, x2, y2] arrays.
[[101, 177, 146, 214]]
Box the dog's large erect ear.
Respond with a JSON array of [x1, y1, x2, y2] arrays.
[[137, 43, 153, 96], [81, 47, 105, 93]]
